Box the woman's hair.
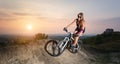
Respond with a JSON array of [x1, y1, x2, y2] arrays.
[[77, 12, 83, 17]]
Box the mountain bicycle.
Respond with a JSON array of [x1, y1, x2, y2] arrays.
[[44, 28, 83, 57]]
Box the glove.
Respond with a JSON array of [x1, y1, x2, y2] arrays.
[[63, 27, 68, 32]]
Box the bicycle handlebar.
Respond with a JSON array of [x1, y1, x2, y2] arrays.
[[63, 27, 72, 35]]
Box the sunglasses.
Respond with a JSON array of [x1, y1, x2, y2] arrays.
[[78, 14, 82, 17], [78, 16, 82, 18]]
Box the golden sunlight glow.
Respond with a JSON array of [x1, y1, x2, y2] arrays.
[[26, 24, 32, 30]]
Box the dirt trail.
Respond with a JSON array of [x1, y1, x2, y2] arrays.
[[0, 40, 95, 64]]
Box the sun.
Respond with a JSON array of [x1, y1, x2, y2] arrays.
[[26, 24, 32, 30]]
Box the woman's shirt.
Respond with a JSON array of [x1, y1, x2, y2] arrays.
[[76, 19, 84, 29]]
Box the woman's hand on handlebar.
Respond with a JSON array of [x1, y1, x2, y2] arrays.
[[63, 27, 68, 32]]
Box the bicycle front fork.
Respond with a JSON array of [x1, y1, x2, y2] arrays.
[[58, 37, 69, 51]]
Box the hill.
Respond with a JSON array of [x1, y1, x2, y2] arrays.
[[83, 32, 120, 52], [0, 34, 93, 64], [0, 39, 96, 64], [0, 36, 120, 64]]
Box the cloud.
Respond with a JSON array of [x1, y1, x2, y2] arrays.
[[0, 9, 48, 22], [0, 10, 16, 22], [12, 12, 50, 21], [12, 12, 32, 16], [0, 12, 9, 17], [0, 10, 11, 17]]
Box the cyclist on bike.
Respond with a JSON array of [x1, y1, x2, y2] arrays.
[[64, 12, 86, 48]]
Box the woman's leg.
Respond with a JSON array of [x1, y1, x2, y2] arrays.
[[73, 36, 79, 46], [73, 30, 79, 46], [73, 30, 83, 46]]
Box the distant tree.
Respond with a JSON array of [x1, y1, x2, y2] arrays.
[[35, 33, 48, 40]]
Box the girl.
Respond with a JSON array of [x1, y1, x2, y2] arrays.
[[65, 12, 86, 47]]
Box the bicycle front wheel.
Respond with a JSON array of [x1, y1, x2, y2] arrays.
[[44, 40, 60, 57]]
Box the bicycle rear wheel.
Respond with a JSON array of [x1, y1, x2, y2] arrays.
[[68, 40, 82, 53], [44, 40, 60, 57]]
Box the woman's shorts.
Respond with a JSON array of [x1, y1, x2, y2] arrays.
[[74, 27, 85, 37]]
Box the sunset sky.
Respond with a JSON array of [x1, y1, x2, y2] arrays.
[[0, 0, 120, 35]]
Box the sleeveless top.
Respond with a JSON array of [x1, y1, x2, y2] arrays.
[[76, 19, 83, 29]]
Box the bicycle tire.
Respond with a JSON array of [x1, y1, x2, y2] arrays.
[[44, 40, 60, 57], [68, 40, 82, 53]]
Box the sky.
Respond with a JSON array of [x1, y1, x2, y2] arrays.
[[0, 0, 120, 35]]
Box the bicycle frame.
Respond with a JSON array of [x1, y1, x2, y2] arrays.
[[58, 31, 75, 52], [58, 37, 69, 51]]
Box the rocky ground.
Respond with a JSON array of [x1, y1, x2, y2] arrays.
[[0, 40, 120, 64]]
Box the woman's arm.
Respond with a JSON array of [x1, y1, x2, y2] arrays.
[[66, 19, 76, 28]]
